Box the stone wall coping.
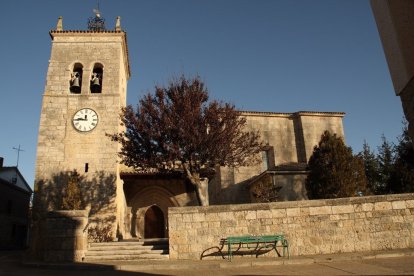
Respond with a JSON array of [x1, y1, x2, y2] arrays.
[[47, 210, 89, 218], [169, 193, 414, 214], [240, 111, 346, 118]]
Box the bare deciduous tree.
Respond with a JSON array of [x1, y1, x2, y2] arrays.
[[109, 76, 263, 206]]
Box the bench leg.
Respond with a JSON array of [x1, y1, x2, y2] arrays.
[[200, 246, 226, 260], [283, 239, 290, 259]]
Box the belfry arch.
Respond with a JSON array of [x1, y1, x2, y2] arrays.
[[90, 62, 104, 93], [69, 62, 83, 93]]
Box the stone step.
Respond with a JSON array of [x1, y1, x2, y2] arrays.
[[86, 249, 168, 256], [84, 253, 169, 261], [89, 244, 168, 250], [90, 240, 169, 247], [135, 238, 169, 243], [90, 241, 147, 247], [128, 238, 169, 246], [84, 239, 169, 262]]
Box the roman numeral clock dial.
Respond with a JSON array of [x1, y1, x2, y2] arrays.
[[72, 108, 98, 132]]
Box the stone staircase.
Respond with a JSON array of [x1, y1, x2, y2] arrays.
[[83, 238, 169, 261]]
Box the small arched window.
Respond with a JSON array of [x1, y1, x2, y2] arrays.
[[70, 63, 83, 93], [90, 63, 103, 93]]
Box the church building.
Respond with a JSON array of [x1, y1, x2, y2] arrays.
[[33, 14, 345, 244]]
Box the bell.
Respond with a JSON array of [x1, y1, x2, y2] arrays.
[[70, 73, 81, 93], [71, 77, 80, 87], [92, 77, 100, 86], [91, 73, 101, 93]]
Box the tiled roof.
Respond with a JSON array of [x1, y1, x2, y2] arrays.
[[120, 169, 184, 179], [248, 163, 309, 187], [273, 162, 309, 172]]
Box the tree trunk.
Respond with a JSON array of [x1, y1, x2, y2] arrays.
[[183, 163, 210, 206], [194, 178, 209, 206]]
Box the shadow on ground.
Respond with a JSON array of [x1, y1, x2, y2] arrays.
[[0, 250, 168, 276]]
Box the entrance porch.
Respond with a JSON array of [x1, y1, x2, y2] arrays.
[[121, 171, 198, 239]]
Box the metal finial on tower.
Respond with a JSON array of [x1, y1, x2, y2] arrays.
[[93, 7, 101, 18], [88, 1, 106, 31]]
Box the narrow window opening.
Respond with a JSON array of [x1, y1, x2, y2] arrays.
[[262, 145, 275, 171], [70, 63, 83, 93], [85, 163, 89, 173], [91, 64, 103, 93], [262, 151, 269, 171]]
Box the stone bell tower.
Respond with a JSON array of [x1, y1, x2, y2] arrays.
[[33, 13, 130, 239]]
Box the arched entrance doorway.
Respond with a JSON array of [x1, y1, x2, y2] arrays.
[[125, 182, 183, 239], [144, 205, 165, 238]]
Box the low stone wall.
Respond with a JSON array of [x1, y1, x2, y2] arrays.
[[43, 210, 88, 262], [168, 193, 414, 260]]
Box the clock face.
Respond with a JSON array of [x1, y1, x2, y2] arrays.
[[72, 108, 98, 132]]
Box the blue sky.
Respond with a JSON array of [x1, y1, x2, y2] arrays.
[[0, 0, 405, 187]]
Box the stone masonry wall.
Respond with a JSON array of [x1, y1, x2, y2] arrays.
[[168, 193, 414, 260], [212, 111, 345, 205], [43, 210, 88, 262]]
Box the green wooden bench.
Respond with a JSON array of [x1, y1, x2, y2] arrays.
[[227, 235, 289, 261], [200, 234, 289, 260]]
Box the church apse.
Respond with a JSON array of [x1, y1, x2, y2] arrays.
[[214, 111, 345, 204]]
